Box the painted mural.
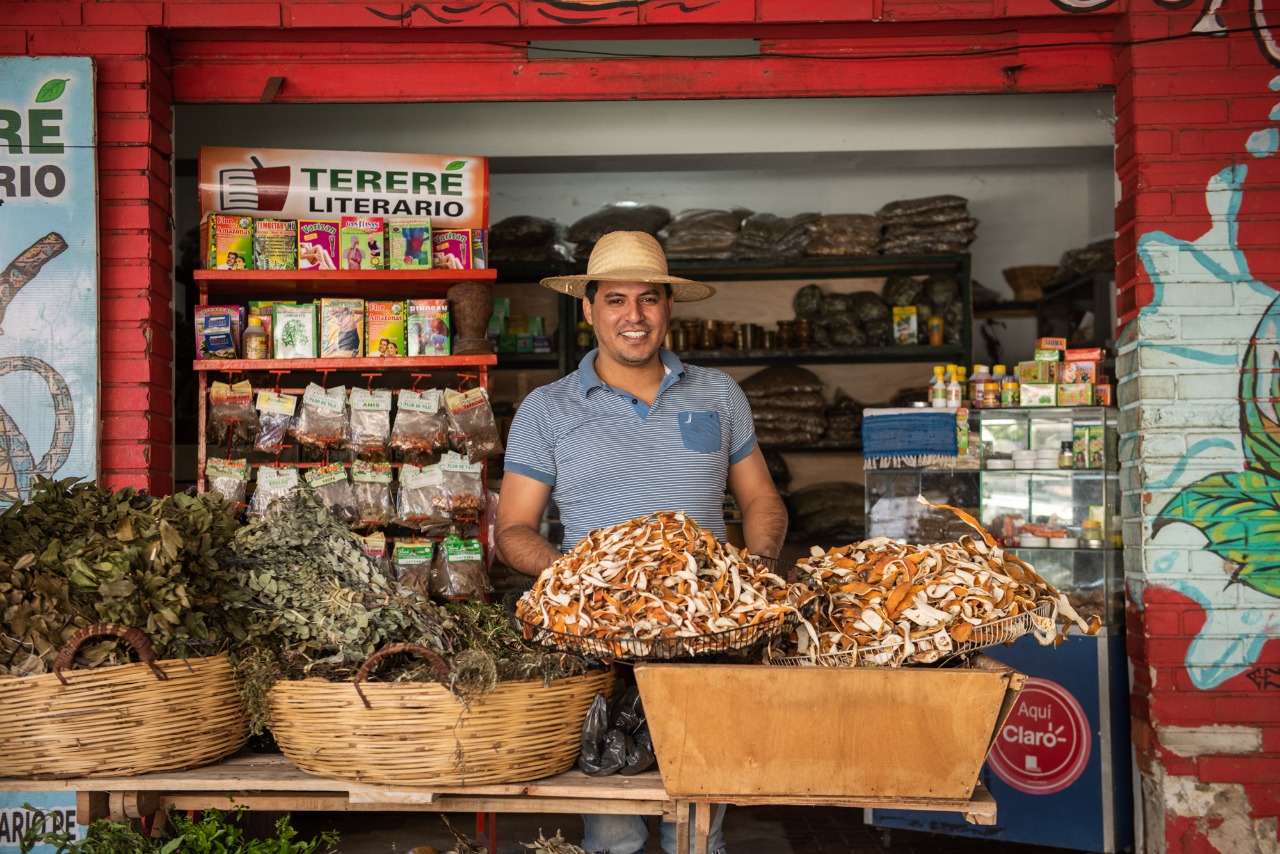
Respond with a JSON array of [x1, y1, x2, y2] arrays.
[[1130, 74, 1280, 691], [0, 57, 98, 509]]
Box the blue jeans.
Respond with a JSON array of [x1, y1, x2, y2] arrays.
[[581, 805, 727, 854]]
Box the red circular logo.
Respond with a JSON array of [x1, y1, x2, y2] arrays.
[[987, 677, 1091, 795]]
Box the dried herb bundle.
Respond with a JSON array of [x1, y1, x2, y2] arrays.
[[0, 478, 241, 676]]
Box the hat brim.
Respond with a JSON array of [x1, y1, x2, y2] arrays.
[[540, 271, 715, 302]]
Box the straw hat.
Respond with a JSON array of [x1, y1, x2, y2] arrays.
[[540, 231, 715, 302]]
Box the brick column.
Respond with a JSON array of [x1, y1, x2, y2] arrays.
[[1115, 10, 1280, 852]]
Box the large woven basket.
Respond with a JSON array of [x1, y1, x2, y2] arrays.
[[0, 623, 249, 779], [269, 643, 614, 787]]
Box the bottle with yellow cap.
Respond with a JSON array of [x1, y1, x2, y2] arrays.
[[243, 315, 267, 360]]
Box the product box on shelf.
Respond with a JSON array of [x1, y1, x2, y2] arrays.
[[366, 300, 406, 357], [1073, 424, 1090, 468], [1059, 360, 1098, 384], [1037, 336, 1067, 351], [1096, 383, 1114, 406], [1019, 383, 1056, 407], [200, 213, 253, 270], [195, 305, 243, 359], [470, 228, 487, 269], [340, 216, 386, 270], [389, 217, 433, 269], [1034, 348, 1062, 362], [1016, 361, 1054, 384], [892, 306, 918, 345], [273, 303, 318, 359], [1089, 425, 1106, 469], [407, 298, 450, 356], [489, 297, 510, 337], [299, 220, 339, 270], [1057, 383, 1094, 406], [252, 218, 298, 270], [320, 298, 365, 357], [432, 230, 471, 270], [248, 300, 296, 358], [1065, 347, 1103, 362]]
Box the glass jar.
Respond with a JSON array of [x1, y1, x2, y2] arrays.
[[1058, 441, 1074, 469]]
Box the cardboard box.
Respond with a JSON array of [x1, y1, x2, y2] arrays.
[[1064, 347, 1103, 362], [1095, 383, 1114, 406], [366, 300, 406, 357], [1016, 361, 1055, 384], [1059, 360, 1097, 384], [1019, 383, 1056, 406], [298, 220, 339, 270], [1056, 382, 1094, 406], [470, 228, 487, 269], [892, 306, 918, 345], [195, 305, 242, 359], [1037, 336, 1067, 351], [1074, 424, 1090, 469], [1089, 425, 1106, 469], [252, 218, 298, 270], [272, 304, 317, 359], [200, 213, 253, 270], [340, 216, 386, 270], [248, 300, 296, 358], [636, 657, 1025, 800], [389, 217, 433, 269], [320, 298, 365, 358], [432, 229, 471, 270], [1034, 349, 1062, 362], [407, 298, 450, 356]]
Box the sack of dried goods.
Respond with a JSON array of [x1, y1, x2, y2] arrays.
[[778, 496, 1100, 667]]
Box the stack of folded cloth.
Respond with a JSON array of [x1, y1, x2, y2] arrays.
[[488, 215, 570, 263], [739, 364, 827, 448], [876, 195, 978, 256], [733, 212, 820, 259], [805, 214, 881, 257], [660, 209, 744, 260]]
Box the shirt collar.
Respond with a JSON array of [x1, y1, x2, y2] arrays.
[[577, 348, 686, 397]]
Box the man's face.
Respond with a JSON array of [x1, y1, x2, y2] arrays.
[[582, 280, 673, 369]]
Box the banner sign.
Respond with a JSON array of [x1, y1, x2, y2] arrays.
[[0, 56, 98, 510], [198, 146, 489, 228], [0, 792, 81, 853]]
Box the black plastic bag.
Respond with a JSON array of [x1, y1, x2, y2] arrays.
[[578, 693, 625, 776], [577, 686, 657, 777]]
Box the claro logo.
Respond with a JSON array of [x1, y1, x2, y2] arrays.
[[987, 677, 1092, 795]]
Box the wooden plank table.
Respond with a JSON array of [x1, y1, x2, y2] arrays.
[[0, 752, 996, 853]]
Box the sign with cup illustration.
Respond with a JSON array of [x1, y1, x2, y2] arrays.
[[198, 146, 489, 229], [0, 57, 98, 510]]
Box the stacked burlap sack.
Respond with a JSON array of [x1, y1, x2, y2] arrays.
[[488, 215, 571, 263], [876, 194, 978, 256], [805, 214, 881, 257], [733, 212, 820, 259], [738, 364, 827, 448], [566, 203, 672, 261], [659, 209, 745, 260]]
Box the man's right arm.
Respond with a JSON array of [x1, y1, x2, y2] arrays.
[[495, 471, 562, 577]]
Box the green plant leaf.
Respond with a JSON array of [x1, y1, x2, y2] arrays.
[[1160, 469, 1280, 598], [445, 160, 466, 171], [35, 78, 68, 103]]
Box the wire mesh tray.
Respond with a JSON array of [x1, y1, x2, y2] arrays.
[[503, 588, 807, 662], [768, 600, 1055, 668]]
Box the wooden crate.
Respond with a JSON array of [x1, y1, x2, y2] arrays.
[[634, 655, 1025, 801]]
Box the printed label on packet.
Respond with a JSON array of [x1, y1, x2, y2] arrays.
[[398, 389, 441, 413], [303, 383, 346, 412], [361, 531, 387, 559], [394, 539, 434, 565], [444, 386, 487, 414], [402, 463, 444, 490], [352, 461, 393, 484], [206, 458, 249, 481], [349, 387, 392, 412], [258, 466, 299, 490], [256, 391, 298, 416], [304, 462, 348, 488], [440, 451, 482, 474], [212, 380, 254, 405], [444, 533, 483, 563]]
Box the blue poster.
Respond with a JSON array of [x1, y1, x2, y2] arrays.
[[0, 56, 98, 508], [0, 792, 81, 853]]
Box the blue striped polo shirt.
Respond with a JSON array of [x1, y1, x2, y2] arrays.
[[504, 347, 757, 548]]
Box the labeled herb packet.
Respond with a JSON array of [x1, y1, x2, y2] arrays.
[[293, 383, 347, 448], [254, 390, 297, 454], [249, 465, 300, 520], [304, 462, 357, 526], [394, 538, 435, 597], [391, 388, 450, 456], [395, 462, 451, 531], [445, 386, 505, 463], [441, 451, 485, 520], [205, 458, 250, 508], [348, 387, 393, 451], [352, 461, 393, 528], [437, 533, 489, 600]]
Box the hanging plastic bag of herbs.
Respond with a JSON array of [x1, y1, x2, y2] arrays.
[[359, 530, 391, 577], [435, 532, 490, 600], [441, 451, 485, 522], [209, 379, 258, 449], [292, 382, 347, 449], [303, 461, 358, 526], [348, 387, 393, 454], [254, 389, 297, 455], [351, 460, 393, 528], [205, 457, 250, 508], [390, 388, 450, 459], [248, 465, 301, 520], [393, 538, 435, 598], [445, 386, 505, 463], [396, 462, 452, 531]]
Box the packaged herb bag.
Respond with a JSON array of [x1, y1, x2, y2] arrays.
[[360, 530, 391, 577], [209, 380, 258, 449], [444, 386, 505, 463], [254, 390, 297, 454], [249, 465, 300, 520], [390, 388, 450, 456], [441, 451, 485, 521], [293, 383, 347, 448], [351, 461, 393, 528], [437, 533, 489, 600], [393, 538, 435, 598], [395, 462, 451, 531], [304, 462, 358, 526], [205, 458, 250, 508], [348, 387, 393, 451]]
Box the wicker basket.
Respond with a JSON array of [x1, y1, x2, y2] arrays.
[[1002, 265, 1058, 301], [0, 623, 249, 779], [269, 643, 615, 787]]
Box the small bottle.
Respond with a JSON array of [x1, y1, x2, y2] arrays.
[[1059, 440, 1074, 469], [243, 316, 268, 360], [990, 364, 1008, 407], [1001, 378, 1020, 408], [931, 366, 947, 408], [968, 364, 991, 409], [947, 367, 964, 408]]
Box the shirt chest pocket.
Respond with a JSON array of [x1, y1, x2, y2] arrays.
[[678, 410, 722, 454]]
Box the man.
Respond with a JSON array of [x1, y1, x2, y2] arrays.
[[496, 230, 788, 854]]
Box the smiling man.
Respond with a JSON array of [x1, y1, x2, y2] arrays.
[[495, 230, 787, 854]]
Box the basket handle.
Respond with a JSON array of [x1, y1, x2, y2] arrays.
[[52, 623, 168, 685], [353, 643, 451, 709]]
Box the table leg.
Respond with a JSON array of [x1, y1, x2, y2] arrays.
[[693, 802, 711, 854], [674, 800, 692, 854]]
